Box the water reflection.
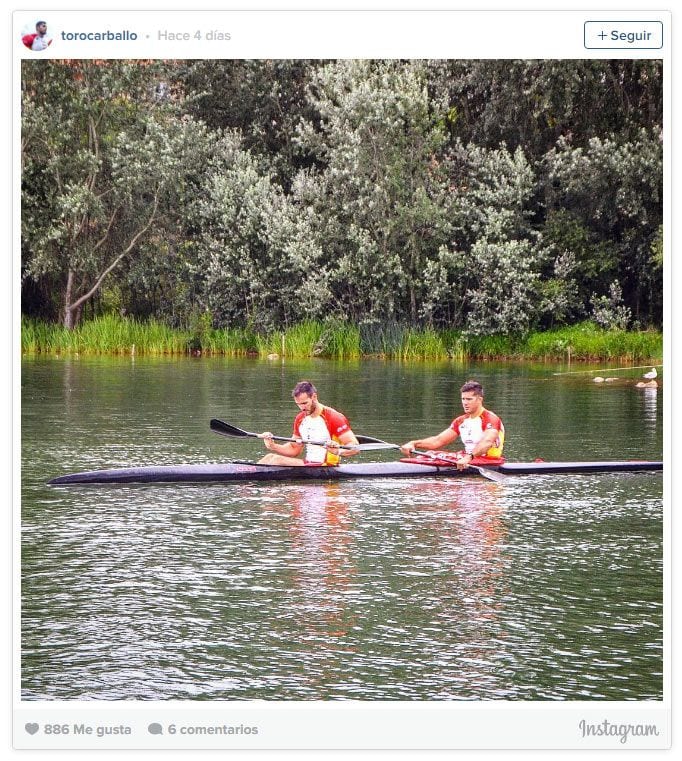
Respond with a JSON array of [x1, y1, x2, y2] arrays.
[[389, 479, 511, 699], [288, 484, 356, 632], [638, 386, 659, 435], [262, 479, 515, 700]]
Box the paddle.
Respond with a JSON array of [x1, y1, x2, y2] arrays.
[[209, 419, 397, 451], [409, 447, 508, 483]]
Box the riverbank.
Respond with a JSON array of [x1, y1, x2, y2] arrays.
[[21, 315, 662, 362]]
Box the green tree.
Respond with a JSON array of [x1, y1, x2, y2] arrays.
[[543, 130, 663, 326], [428, 60, 662, 157], [189, 131, 327, 331], [22, 60, 211, 328], [177, 59, 321, 187], [423, 141, 539, 333], [295, 60, 454, 323]]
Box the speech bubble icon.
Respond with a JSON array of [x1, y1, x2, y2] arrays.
[[148, 723, 163, 735], [25, 723, 39, 735]]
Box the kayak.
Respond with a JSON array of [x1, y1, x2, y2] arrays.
[[48, 458, 663, 485]]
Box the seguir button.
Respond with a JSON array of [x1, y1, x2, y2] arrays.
[[584, 21, 663, 49]]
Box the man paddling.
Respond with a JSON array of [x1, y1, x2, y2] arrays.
[[400, 380, 505, 470], [258, 381, 360, 466]]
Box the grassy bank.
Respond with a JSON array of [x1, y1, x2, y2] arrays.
[[21, 315, 662, 362]]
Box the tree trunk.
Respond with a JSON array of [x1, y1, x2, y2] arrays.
[[63, 270, 76, 329], [60, 193, 160, 330]]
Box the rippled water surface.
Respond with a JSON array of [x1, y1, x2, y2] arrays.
[[21, 357, 663, 700]]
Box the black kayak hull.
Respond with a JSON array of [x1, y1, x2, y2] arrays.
[[499, 460, 663, 475], [48, 459, 662, 485]]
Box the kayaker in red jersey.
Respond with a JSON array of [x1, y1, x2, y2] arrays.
[[400, 380, 505, 470], [258, 381, 360, 466]]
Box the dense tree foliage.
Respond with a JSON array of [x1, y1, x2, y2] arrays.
[[22, 59, 663, 332]]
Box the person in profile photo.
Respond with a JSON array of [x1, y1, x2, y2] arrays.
[[22, 20, 52, 51]]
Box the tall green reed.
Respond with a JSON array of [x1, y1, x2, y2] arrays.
[[21, 316, 662, 362]]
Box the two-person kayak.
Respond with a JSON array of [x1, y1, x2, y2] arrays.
[[48, 458, 662, 485]]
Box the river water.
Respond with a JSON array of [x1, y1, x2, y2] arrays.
[[21, 356, 663, 701]]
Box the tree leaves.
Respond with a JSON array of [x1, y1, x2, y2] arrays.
[[22, 60, 663, 333]]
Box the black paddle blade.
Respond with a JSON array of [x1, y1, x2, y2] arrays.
[[355, 434, 394, 445], [209, 419, 254, 438]]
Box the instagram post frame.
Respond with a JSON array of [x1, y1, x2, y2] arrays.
[[13, 6, 671, 753]]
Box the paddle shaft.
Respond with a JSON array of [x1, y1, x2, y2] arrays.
[[210, 419, 394, 451]]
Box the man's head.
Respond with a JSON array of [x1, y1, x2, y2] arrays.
[[292, 380, 318, 415], [36, 21, 47, 35], [460, 380, 484, 415]]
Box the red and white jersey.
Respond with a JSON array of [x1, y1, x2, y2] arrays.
[[450, 409, 505, 457], [293, 406, 351, 464]]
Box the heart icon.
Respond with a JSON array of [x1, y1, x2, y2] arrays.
[[25, 723, 39, 735]]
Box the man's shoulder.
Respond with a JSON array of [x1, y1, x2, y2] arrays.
[[321, 405, 346, 419], [481, 409, 503, 427], [321, 406, 350, 432]]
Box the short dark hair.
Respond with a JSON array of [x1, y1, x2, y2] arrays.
[[460, 380, 484, 396], [292, 380, 317, 398]]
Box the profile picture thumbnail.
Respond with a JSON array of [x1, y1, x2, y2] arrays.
[[22, 20, 52, 51]]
